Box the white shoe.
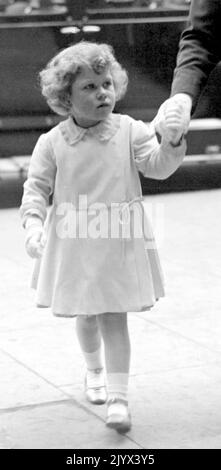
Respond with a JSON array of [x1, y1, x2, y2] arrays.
[[106, 398, 131, 433], [85, 368, 107, 405]]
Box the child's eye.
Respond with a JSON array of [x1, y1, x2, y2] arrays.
[[84, 83, 95, 90], [103, 80, 112, 88]]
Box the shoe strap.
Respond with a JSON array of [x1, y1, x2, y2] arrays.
[[87, 367, 104, 374], [87, 385, 106, 390], [107, 397, 128, 406]]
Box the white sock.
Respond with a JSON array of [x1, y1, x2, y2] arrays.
[[107, 373, 129, 402], [83, 346, 104, 371], [86, 368, 105, 389], [106, 373, 129, 417]]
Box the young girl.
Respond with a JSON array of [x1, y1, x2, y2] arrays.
[[20, 41, 186, 434]]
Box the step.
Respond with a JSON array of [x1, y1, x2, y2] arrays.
[[0, 156, 30, 180]]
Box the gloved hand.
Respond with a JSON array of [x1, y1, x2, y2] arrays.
[[25, 217, 46, 258], [154, 93, 192, 146]]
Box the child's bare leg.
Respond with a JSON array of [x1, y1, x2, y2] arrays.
[[76, 315, 101, 354], [76, 315, 106, 404], [97, 312, 130, 374], [97, 312, 131, 432]]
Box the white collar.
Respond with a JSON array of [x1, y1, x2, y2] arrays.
[[59, 113, 121, 145]]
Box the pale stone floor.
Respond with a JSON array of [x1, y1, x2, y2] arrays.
[[0, 189, 221, 450]]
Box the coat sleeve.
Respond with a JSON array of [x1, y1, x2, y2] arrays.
[[20, 133, 57, 227], [131, 119, 186, 180], [171, 0, 221, 110]]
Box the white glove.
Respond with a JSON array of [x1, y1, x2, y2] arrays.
[[154, 93, 192, 145], [25, 217, 46, 259]]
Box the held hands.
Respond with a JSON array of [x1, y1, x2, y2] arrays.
[[25, 217, 46, 258], [154, 93, 192, 146]]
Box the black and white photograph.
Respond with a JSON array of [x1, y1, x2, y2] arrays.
[[0, 0, 221, 462]]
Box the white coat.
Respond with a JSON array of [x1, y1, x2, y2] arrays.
[[20, 113, 186, 317]]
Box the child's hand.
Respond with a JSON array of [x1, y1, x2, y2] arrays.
[[25, 217, 46, 258], [154, 93, 192, 145], [163, 99, 186, 146]]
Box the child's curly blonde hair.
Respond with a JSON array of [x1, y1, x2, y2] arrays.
[[39, 41, 128, 116]]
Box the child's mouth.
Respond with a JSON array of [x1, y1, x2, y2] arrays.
[[97, 103, 109, 108]]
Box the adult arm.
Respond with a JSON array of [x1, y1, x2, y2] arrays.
[[171, 0, 221, 111]]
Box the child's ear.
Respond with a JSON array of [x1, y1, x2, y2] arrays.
[[64, 94, 72, 107]]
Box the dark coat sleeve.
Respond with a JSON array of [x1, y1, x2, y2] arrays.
[[171, 0, 221, 111]]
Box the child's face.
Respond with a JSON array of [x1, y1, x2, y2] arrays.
[[70, 66, 116, 127]]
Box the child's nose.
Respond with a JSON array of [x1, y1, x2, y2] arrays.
[[96, 87, 106, 100]]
